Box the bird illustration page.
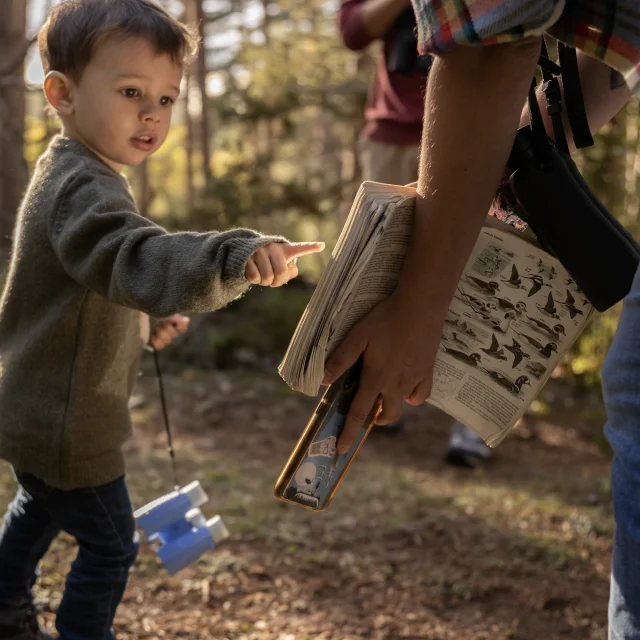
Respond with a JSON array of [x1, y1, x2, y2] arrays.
[[432, 222, 592, 446], [279, 181, 593, 448]]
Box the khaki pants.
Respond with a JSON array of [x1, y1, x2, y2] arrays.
[[358, 136, 420, 186]]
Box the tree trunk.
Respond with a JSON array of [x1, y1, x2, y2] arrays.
[[183, 73, 196, 214], [0, 0, 28, 259], [135, 160, 152, 216], [194, 0, 213, 188]]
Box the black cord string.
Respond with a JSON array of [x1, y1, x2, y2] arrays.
[[153, 347, 180, 491]]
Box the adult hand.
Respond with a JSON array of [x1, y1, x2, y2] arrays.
[[323, 290, 446, 454]]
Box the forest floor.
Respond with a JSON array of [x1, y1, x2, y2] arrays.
[[0, 363, 613, 640]]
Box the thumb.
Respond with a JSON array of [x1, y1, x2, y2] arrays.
[[323, 327, 367, 386], [282, 241, 325, 263]]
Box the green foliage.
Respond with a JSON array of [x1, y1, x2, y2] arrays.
[[154, 0, 369, 235]]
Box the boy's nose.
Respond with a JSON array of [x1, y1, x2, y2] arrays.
[[140, 106, 161, 124]]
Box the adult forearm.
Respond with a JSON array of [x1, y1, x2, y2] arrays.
[[395, 39, 541, 320], [360, 0, 411, 39], [526, 52, 633, 152]]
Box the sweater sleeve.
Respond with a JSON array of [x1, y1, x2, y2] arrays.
[[49, 169, 285, 317], [339, 0, 376, 51]]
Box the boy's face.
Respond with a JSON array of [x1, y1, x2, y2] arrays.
[[66, 36, 183, 173]]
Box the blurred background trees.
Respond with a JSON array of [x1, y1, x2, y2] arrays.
[[1, 0, 639, 389]]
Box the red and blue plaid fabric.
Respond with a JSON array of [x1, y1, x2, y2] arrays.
[[411, 0, 640, 93]]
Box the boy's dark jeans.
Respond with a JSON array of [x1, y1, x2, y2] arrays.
[[0, 472, 138, 640]]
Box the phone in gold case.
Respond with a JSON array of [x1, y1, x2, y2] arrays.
[[274, 360, 381, 512]]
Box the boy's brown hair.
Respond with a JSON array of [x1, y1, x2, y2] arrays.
[[38, 0, 199, 82]]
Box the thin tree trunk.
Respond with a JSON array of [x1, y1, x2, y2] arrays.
[[136, 160, 152, 216], [184, 72, 195, 213], [195, 0, 213, 188], [0, 0, 28, 258]]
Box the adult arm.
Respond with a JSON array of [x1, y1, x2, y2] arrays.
[[339, 0, 412, 50], [326, 38, 542, 452]]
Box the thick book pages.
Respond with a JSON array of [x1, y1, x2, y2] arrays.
[[279, 182, 593, 446]]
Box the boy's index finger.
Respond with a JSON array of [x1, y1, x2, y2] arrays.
[[282, 242, 325, 263]]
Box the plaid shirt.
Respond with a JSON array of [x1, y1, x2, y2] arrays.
[[411, 0, 640, 93]]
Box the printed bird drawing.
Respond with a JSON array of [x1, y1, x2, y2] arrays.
[[462, 274, 500, 295], [486, 371, 531, 395], [525, 361, 547, 379], [442, 347, 482, 367], [566, 278, 583, 294], [501, 264, 525, 289], [455, 288, 498, 315], [449, 332, 470, 349], [456, 321, 478, 338], [523, 274, 550, 297], [526, 316, 566, 340], [536, 291, 560, 319], [557, 290, 584, 319], [481, 334, 508, 361], [490, 297, 527, 314], [503, 338, 531, 368], [467, 309, 516, 334], [514, 331, 558, 358]]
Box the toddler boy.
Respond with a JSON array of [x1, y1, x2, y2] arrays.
[[0, 1, 323, 638]]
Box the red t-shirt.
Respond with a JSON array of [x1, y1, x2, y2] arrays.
[[339, 0, 427, 146]]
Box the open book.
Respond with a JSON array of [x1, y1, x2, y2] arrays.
[[279, 182, 593, 447]]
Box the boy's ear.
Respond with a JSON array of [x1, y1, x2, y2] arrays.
[[43, 71, 75, 116]]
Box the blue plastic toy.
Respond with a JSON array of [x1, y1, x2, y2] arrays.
[[134, 480, 229, 575]]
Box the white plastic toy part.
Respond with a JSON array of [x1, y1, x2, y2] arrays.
[[207, 515, 230, 544], [181, 480, 208, 508]]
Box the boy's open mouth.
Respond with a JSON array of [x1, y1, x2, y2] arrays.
[[131, 134, 156, 152]]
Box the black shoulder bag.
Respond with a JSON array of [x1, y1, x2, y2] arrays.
[[501, 40, 640, 312]]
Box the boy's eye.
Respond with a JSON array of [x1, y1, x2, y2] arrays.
[[121, 88, 140, 99], [160, 96, 174, 106]]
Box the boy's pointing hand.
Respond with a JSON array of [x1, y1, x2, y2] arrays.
[[245, 241, 325, 287]]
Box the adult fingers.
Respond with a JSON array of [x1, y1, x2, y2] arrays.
[[404, 377, 431, 406], [323, 327, 367, 386], [375, 391, 405, 425], [336, 385, 381, 454]]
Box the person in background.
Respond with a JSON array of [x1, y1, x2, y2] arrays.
[[338, 0, 491, 468]]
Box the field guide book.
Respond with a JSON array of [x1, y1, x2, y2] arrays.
[[279, 182, 593, 447]]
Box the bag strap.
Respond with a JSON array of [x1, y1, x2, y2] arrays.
[[529, 39, 594, 156], [557, 42, 594, 149], [539, 39, 569, 154], [527, 77, 554, 166]]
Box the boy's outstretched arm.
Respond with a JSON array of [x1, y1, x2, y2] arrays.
[[49, 171, 323, 318]]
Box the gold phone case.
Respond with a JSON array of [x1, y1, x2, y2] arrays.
[[274, 362, 380, 512]]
